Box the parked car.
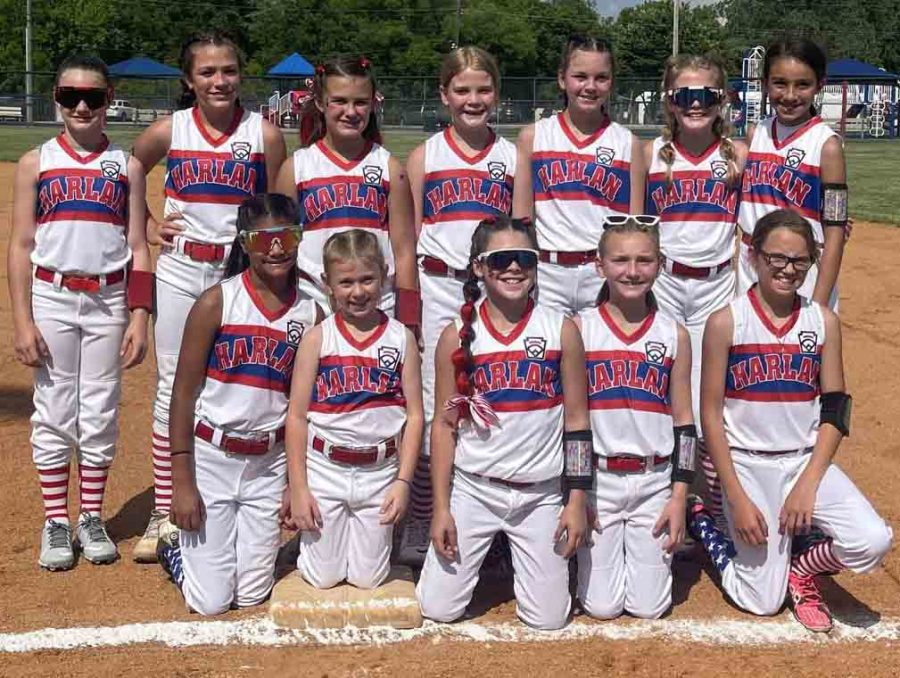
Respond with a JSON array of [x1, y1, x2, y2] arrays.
[[108, 99, 138, 122]]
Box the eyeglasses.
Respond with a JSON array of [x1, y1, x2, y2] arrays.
[[602, 215, 660, 230], [239, 226, 302, 254], [476, 248, 539, 270], [666, 86, 723, 110], [54, 87, 108, 110], [757, 251, 813, 272]]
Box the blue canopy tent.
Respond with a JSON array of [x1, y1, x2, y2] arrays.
[[824, 59, 899, 137], [108, 56, 181, 79], [267, 53, 316, 78], [827, 58, 900, 82]]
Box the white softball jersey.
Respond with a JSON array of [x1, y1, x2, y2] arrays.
[[416, 128, 516, 271], [293, 141, 394, 290], [724, 287, 824, 451], [195, 270, 318, 434], [646, 138, 740, 267], [531, 114, 633, 252], [307, 312, 408, 447], [580, 304, 678, 458], [454, 300, 565, 483], [739, 115, 838, 244], [33, 135, 131, 275], [164, 107, 267, 244]]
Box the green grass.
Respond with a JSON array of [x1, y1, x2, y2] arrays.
[[1, 124, 897, 224]]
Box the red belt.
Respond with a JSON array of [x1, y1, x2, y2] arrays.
[[183, 241, 228, 263], [195, 421, 284, 455], [594, 454, 670, 473], [312, 435, 398, 466], [539, 249, 596, 266], [667, 259, 732, 279], [34, 266, 125, 293], [468, 471, 537, 489], [421, 255, 468, 281]]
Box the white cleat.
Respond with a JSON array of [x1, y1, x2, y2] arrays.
[[133, 509, 173, 563], [75, 512, 118, 565], [39, 519, 75, 572]]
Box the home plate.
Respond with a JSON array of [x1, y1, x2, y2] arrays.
[[269, 566, 423, 629]]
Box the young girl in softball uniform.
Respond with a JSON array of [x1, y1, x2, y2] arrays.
[[285, 230, 423, 590], [132, 32, 287, 562], [157, 194, 320, 615], [401, 46, 516, 563], [738, 38, 847, 310], [644, 54, 746, 433], [513, 35, 644, 315], [576, 216, 694, 620], [416, 216, 591, 630], [275, 57, 418, 329], [9, 55, 152, 570], [689, 209, 891, 632]]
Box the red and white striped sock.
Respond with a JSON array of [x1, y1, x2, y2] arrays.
[[408, 455, 433, 522], [78, 464, 110, 517], [38, 465, 70, 523], [152, 421, 172, 514], [792, 538, 844, 577], [699, 449, 724, 518]]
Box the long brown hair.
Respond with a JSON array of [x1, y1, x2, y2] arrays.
[[558, 34, 615, 109], [178, 31, 243, 110]]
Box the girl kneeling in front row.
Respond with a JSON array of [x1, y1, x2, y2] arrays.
[[689, 209, 891, 633], [159, 194, 321, 615]]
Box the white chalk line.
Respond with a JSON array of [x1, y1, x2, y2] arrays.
[[1, 614, 899, 653]]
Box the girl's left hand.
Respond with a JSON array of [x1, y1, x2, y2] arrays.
[[120, 310, 149, 369], [554, 494, 588, 558], [780, 477, 817, 536], [653, 495, 686, 553], [380, 479, 411, 525]]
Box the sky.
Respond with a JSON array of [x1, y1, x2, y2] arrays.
[[592, 0, 717, 17]]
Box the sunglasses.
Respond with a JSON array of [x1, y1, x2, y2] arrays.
[[54, 87, 108, 110], [602, 215, 660, 230], [757, 251, 813, 272], [239, 226, 302, 254], [666, 86, 723, 110], [476, 248, 539, 270]]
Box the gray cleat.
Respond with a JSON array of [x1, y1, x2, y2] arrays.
[[39, 519, 75, 571], [75, 512, 119, 565]]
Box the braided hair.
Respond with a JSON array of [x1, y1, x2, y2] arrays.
[[659, 54, 740, 189], [452, 215, 538, 418], [299, 56, 381, 148]]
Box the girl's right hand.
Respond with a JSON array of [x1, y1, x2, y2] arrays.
[[430, 508, 458, 561], [730, 493, 768, 546], [14, 321, 50, 367], [171, 481, 206, 531], [148, 211, 185, 249], [291, 487, 323, 533]]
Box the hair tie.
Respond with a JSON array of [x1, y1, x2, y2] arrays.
[[451, 348, 467, 371], [481, 216, 497, 226], [514, 217, 532, 227], [315, 64, 325, 76], [359, 56, 370, 69], [460, 302, 475, 324], [458, 326, 474, 342]]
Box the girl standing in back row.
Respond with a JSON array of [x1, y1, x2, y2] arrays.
[[513, 35, 644, 316]]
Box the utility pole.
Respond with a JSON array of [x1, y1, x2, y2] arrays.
[[455, 0, 461, 49], [26, 0, 33, 123], [672, 0, 679, 57]]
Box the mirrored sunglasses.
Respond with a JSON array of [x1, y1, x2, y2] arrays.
[[602, 215, 660, 230], [476, 248, 539, 270], [54, 87, 108, 110], [666, 86, 723, 110], [239, 226, 302, 253]]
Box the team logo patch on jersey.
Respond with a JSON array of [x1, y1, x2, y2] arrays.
[[710, 160, 728, 180], [231, 142, 251, 161], [798, 331, 818, 354], [286, 320, 306, 346], [487, 161, 507, 181], [595, 147, 615, 166], [784, 148, 806, 169], [645, 341, 667, 365], [363, 165, 383, 186], [100, 161, 120, 179], [524, 336, 547, 360], [378, 346, 401, 370]]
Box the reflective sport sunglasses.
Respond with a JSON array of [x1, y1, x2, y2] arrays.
[[757, 251, 813, 272], [476, 248, 539, 270], [602, 215, 660, 230], [54, 87, 108, 110], [666, 86, 724, 110], [239, 225, 302, 254]]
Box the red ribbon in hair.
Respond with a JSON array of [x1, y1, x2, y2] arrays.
[[446, 393, 499, 430], [315, 64, 325, 76], [359, 56, 371, 69]]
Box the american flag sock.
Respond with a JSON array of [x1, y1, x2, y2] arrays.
[[792, 538, 844, 577], [158, 536, 184, 590], [38, 465, 70, 523], [152, 420, 172, 514], [78, 464, 110, 516], [688, 499, 736, 573]]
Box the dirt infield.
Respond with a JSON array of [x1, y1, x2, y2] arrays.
[[1, 162, 899, 676]]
